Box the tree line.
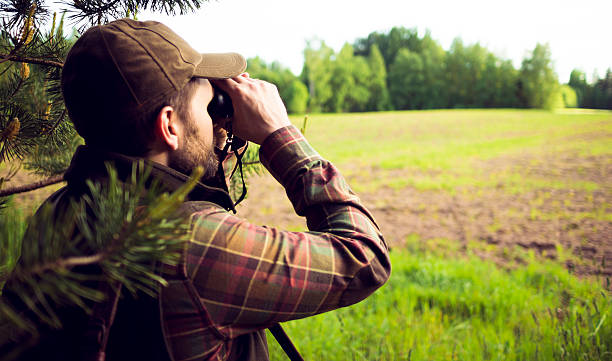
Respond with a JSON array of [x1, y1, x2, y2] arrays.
[[568, 69, 612, 110], [248, 27, 612, 113]]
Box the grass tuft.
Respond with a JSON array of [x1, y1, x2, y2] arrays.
[[269, 245, 612, 360]]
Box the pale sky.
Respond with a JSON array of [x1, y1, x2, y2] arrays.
[[141, 0, 611, 83]]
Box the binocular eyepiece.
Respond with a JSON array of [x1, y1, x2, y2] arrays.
[[208, 86, 234, 121], [208, 86, 246, 150]]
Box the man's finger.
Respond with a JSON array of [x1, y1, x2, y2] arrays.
[[210, 78, 236, 93], [232, 74, 255, 84]]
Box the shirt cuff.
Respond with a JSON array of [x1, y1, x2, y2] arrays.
[[258, 125, 322, 186]]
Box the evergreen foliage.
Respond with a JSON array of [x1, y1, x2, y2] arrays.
[[0, 9, 74, 167], [0, 197, 24, 285], [0, 164, 202, 350], [570, 68, 612, 109]]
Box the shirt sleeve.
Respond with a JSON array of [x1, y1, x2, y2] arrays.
[[185, 125, 390, 339]]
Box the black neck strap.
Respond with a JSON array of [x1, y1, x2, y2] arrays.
[[217, 134, 248, 209]]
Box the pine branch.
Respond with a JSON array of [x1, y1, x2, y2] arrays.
[[0, 173, 63, 197], [7, 75, 23, 97], [0, 165, 204, 342], [0, 53, 62, 68], [243, 160, 261, 166], [42, 108, 65, 136], [0, 253, 103, 286]]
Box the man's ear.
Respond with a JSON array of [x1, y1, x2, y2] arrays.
[[155, 105, 180, 150]]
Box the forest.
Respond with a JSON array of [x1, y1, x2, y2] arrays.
[[247, 27, 612, 114]]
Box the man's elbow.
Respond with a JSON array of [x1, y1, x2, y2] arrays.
[[371, 252, 392, 290], [340, 253, 391, 307]]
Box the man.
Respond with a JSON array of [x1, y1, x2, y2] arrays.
[[9, 19, 390, 360]]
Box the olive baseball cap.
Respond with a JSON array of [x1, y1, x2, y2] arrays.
[[61, 18, 246, 146]]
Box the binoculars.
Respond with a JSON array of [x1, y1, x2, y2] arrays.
[[208, 86, 246, 150], [208, 86, 233, 121]]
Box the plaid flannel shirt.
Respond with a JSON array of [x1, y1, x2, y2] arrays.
[[6, 125, 389, 361], [159, 125, 391, 361]]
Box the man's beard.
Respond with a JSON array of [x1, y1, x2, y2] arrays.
[[167, 120, 218, 180]]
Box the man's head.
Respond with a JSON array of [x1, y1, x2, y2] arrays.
[[61, 19, 246, 173]]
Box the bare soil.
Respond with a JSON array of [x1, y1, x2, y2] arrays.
[[238, 153, 612, 278], [4, 151, 611, 278]]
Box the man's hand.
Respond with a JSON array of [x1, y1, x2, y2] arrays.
[[212, 74, 292, 145]]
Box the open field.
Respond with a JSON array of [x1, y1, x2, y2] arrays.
[[242, 109, 612, 360], [6, 109, 610, 273], [240, 109, 612, 277], [267, 248, 611, 360], [2, 109, 611, 360]]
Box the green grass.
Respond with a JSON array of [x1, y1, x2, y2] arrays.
[[292, 109, 612, 194], [268, 108, 612, 360], [268, 244, 612, 361], [0, 197, 26, 287], [296, 109, 611, 166]]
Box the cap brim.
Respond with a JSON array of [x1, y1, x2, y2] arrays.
[[194, 52, 247, 79]]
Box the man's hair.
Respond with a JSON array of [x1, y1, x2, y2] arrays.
[[66, 78, 201, 157]]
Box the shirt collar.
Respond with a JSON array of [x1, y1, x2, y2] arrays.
[[64, 145, 235, 211]]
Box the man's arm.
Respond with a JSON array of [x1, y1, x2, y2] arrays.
[[187, 125, 389, 337], [186, 76, 390, 338]]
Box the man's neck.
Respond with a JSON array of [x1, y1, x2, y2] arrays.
[[146, 151, 169, 167]]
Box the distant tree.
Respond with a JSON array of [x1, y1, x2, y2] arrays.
[[326, 43, 356, 112], [445, 38, 470, 107], [568, 69, 588, 107], [519, 43, 559, 109], [246, 56, 308, 114], [592, 69, 612, 109], [302, 41, 376, 113], [559, 84, 578, 108], [366, 44, 391, 111], [355, 28, 446, 110], [418, 33, 446, 109], [447, 42, 492, 108], [388, 48, 425, 109], [497, 59, 521, 107], [478, 53, 501, 107], [354, 27, 421, 71], [334, 26, 589, 111], [334, 43, 371, 112], [465, 43, 489, 107], [301, 40, 334, 112], [284, 79, 308, 114], [568, 69, 612, 109]]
